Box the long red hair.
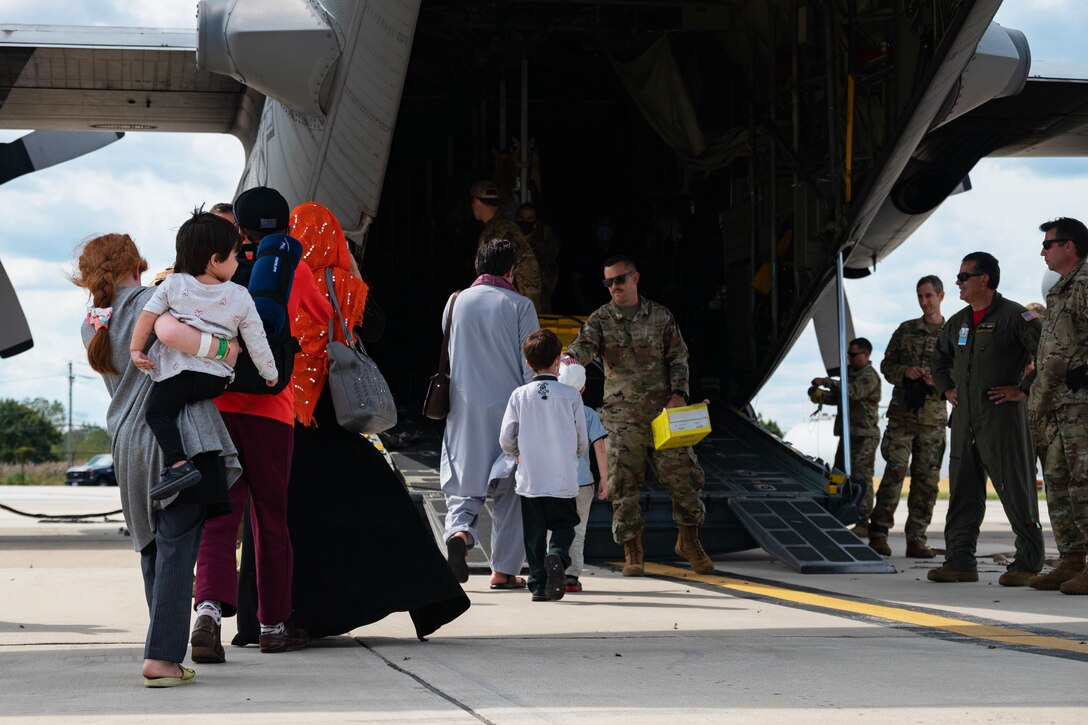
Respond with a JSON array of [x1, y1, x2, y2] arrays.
[[69, 234, 148, 375]]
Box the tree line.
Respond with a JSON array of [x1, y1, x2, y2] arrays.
[[0, 398, 109, 463]]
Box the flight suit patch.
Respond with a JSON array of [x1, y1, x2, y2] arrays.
[[976, 322, 996, 333]]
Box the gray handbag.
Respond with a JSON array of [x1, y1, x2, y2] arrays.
[[324, 268, 397, 434]]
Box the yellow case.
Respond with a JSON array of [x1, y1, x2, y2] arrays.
[[651, 403, 712, 450]]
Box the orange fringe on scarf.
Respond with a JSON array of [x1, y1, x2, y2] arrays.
[[290, 202, 369, 427]]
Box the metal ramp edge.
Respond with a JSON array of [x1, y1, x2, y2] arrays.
[[730, 497, 895, 574]]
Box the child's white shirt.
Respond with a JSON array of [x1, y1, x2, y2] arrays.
[[499, 375, 588, 498], [142, 273, 277, 383]]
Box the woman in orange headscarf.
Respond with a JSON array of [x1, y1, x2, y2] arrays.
[[234, 202, 469, 645]]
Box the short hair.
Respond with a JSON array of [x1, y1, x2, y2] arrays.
[[517, 202, 538, 216], [209, 202, 233, 215], [916, 275, 943, 294], [475, 238, 517, 276], [1039, 217, 1088, 258], [849, 337, 872, 354], [962, 251, 1000, 289], [174, 211, 240, 276], [523, 329, 561, 371], [603, 254, 636, 271]]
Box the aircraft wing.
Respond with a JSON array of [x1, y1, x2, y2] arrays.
[[0, 25, 252, 136]]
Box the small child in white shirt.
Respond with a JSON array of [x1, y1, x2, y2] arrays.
[[129, 212, 278, 500], [555, 360, 609, 592], [500, 329, 588, 601]]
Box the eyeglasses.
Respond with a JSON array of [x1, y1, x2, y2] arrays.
[[1042, 238, 1072, 250], [956, 271, 985, 283], [603, 273, 631, 288], [847, 350, 865, 358]]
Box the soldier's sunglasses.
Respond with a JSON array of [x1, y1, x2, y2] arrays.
[[955, 271, 984, 282], [603, 273, 630, 288], [1042, 238, 1072, 250]]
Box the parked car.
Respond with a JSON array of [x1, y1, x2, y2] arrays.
[[65, 454, 116, 486]]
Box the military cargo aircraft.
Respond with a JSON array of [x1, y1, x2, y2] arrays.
[[2, 0, 1082, 571]]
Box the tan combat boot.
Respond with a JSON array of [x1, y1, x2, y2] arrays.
[[868, 536, 891, 556], [622, 537, 644, 577], [675, 524, 714, 574], [1059, 563, 1088, 595], [1029, 553, 1086, 591]]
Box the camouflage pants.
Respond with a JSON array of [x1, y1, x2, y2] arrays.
[[605, 418, 706, 545], [835, 433, 879, 519], [1031, 407, 1088, 555], [869, 419, 945, 544]]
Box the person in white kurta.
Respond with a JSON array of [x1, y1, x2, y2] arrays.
[[440, 239, 539, 586]]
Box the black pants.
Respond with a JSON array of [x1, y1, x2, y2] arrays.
[[146, 371, 229, 466], [521, 494, 580, 590]]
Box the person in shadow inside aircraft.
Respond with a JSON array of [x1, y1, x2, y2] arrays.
[[231, 201, 471, 645], [72, 233, 240, 688]]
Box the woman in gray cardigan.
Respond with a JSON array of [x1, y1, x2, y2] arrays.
[[73, 233, 241, 687]]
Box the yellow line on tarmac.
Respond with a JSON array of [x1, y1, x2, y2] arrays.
[[641, 562, 1088, 656]]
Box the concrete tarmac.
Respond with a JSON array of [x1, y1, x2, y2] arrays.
[[2, 485, 1088, 724]]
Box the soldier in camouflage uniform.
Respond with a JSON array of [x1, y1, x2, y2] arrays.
[[517, 203, 560, 312], [1028, 218, 1088, 594], [868, 276, 948, 558], [470, 180, 542, 311], [566, 254, 712, 577], [811, 338, 882, 535], [928, 252, 1043, 586]]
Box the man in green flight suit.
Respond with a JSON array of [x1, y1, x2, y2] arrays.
[[810, 338, 882, 536], [929, 251, 1044, 585], [868, 276, 948, 558], [566, 254, 712, 577], [1028, 217, 1088, 594], [470, 180, 542, 311]]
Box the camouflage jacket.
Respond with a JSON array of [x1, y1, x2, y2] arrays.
[[566, 296, 689, 423], [1030, 261, 1088, 413], [478, 214, 542, 310], [823, 362, 881, 437], [881, 316, 947, 425]]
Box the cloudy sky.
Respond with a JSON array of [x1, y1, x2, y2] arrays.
[[3, 1, 1088, 459]]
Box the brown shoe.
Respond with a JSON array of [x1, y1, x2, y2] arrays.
[[927, 566, 979, 583], [623, 537, 644, 577], [868, 537, 891, 556], [998, 570, 1036, 587], [675, 524, 714, 574], [259, 625, 311, 653], [905, 540, 936, 559], [1029, 553, 1086, 590], [190, 614, 225, 664], [850, 522, 869, 538], [1059, 567, 1088, 595]]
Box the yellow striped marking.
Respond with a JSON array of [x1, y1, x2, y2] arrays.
[[641, 561, 1088, 655]]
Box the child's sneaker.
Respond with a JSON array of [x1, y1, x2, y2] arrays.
[[150, 461, 202, 500], [565, 575, 583, 593], [544, 554, 565, 601]]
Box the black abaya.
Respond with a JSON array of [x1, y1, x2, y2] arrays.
[[233, 388, 470, 643]]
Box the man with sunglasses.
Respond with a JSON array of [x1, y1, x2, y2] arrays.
[[566, 255, 713, 577], [1027, 218, 1088, 594], [810, 338, 882, 537], [929, 252, 1044, 585], [868, 276, 948, 558]]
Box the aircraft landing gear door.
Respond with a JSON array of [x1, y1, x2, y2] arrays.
[[834, 252, 850, 478]]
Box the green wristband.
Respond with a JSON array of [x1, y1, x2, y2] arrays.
[[216, 337, 229, 360]]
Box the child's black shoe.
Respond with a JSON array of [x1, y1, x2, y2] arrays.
[[150, 461, 202, 500]]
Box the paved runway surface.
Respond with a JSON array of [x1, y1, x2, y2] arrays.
[[2, 486, 1087, 723]]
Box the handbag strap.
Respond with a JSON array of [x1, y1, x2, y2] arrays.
[[325, 267, 353, 344], [439, 291, 461, 375]]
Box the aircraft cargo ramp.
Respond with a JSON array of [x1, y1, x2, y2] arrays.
[[388, 410, 894, 575]]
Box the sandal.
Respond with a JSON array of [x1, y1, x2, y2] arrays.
[[489, 575, 527, 590], [143, 665, 196, 688]]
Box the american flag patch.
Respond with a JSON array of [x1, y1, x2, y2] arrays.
[[1023, 310, 1039, 321]]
